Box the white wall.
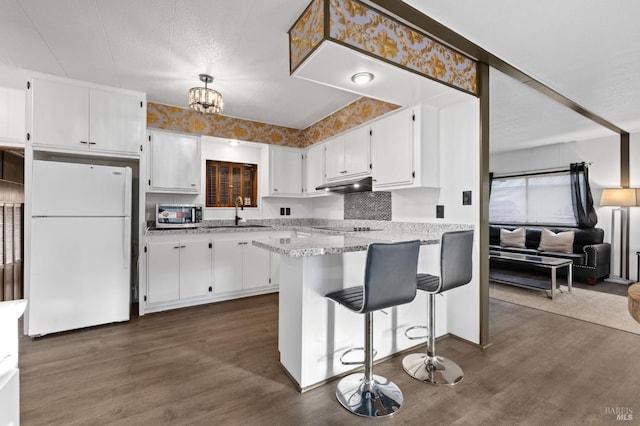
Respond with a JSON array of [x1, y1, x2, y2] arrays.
[[490, 134, 632, 276], [630, 131, 640, 281], [311, 195, 343, 219], [391, 187, 439, 221], [438, 98, 481, 344]]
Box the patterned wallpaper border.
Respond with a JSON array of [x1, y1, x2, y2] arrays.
[[289, 0, 325, 72], [147, 96, 399, 148], [289, 0, 477, 95]]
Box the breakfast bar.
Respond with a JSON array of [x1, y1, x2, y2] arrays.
[[253, 224, 472, 391]]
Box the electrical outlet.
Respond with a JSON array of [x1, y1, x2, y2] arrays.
[[280, 207, 285, 215], [285, 207, 291, 216], [436, 205, 444, 218]]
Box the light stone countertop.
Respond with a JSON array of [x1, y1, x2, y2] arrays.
[[251, 230, 445, 257], [145, 218, 473, 256]]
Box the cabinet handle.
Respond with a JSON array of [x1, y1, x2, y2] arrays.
[[191, 183, 196, 187], [80, 141, 89, 144], [173, 246, 181, 249], [88, 141, 96, 145], [274, 188, 278, 191]]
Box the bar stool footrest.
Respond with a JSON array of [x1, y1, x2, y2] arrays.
[[404, 325, 428, 340], [339, 347, 378, 366]]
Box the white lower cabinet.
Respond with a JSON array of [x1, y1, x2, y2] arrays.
[[179, 240, 213, 298], [243, 243, 271, 289], [145, 231, 288, 313], [213, 238, 270, 293], [146, 238, 212, 304], [213, 240, 244, 293]]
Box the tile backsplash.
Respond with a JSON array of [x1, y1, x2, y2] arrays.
[[344, 191, 391, 221]]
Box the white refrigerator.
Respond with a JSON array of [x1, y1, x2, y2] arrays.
[[26, 160, 132, 336]]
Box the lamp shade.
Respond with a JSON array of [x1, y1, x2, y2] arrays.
[[600, 187, 640, 207]]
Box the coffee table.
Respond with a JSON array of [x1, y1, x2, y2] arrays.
[[489, 250, 573, 300]]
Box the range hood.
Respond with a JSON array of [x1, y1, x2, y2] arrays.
[[315, 176, 372, 194]]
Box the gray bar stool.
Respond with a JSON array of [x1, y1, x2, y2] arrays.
[[325, 239, 421, 418], [402, 230, 473, 385]]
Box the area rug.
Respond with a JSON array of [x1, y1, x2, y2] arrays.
[[489, 282, 640, 335]]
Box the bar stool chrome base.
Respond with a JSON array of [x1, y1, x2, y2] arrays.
[[335, 373, 403, 418], [402, 353, 464, 385]]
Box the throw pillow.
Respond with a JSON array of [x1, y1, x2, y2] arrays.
[[500, 227, 526, 248], [538, 228, 575, 253]]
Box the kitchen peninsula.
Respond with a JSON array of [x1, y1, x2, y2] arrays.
[[251, 221, 473, 391]]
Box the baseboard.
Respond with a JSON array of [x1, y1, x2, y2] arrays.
[[604, 276, 635, 285]]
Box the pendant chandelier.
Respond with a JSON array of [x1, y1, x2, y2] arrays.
[[189, 73, 223, 114]]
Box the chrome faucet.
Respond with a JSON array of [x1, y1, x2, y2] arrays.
[[234, 196, 244, 225]]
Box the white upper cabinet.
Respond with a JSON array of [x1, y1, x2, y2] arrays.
[[304, 142, 325, 195], [325, 125, 370, 181], [269, 146, 303, 196], [0, 87, 26, 145], [371, 108, 414, 188], [89, 88, 145, 155], [28, 74, 144, 156], [371, 105, 439, 190], [148, 130, 201, 193]]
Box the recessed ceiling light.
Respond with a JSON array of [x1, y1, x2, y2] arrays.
[[351, 72, 374, 85]]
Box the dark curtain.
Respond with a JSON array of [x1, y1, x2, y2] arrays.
[[570, 162, 598, 228], [489, 172, 494, 199]]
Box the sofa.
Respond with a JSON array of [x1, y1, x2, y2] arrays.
[[489, 225, 611, 284]]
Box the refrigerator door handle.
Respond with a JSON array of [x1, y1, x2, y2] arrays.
[[123, 217, 131, 268]]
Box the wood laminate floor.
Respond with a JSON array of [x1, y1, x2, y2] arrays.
[[19, 294, 640, 425]]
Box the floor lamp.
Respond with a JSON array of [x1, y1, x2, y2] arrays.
[[600, 187, 639, 285]]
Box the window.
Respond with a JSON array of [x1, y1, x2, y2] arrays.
[[490, 172, 577, 226], [205, 160, 257, 208]]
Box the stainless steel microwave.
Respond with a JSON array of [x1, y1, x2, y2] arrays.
[[155, 204, 203, 229]]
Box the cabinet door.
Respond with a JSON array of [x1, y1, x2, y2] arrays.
[[149, 131, 200, 192], [89, 89, 143, 155], [178, 135, 201, 191], [31, 78, 89, 149], [324, 136, 345, 181], [147, 241, 180, 303], [0, 87, 25, 144], [243, 243, 271, 289], [270, 147, 302, 195], [343, 126, 370, 177], [305, 143, 324, 194], [179, 239, 212, 299], [371, 108, 414, 188], [214, 240, 243, 293]]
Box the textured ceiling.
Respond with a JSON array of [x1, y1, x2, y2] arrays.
[[0, 0, 637, 152], [403, 0, 640, 151]]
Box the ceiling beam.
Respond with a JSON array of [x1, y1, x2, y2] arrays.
[[364, 0, 627, 136]]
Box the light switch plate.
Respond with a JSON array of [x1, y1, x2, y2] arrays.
[[463, 191, 472, 205], [436, 205, 444, 218]]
